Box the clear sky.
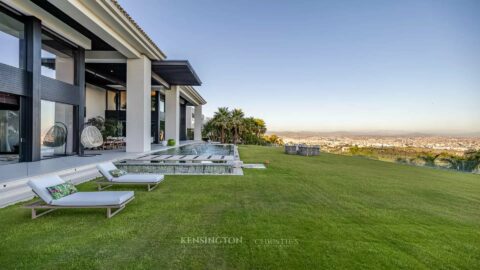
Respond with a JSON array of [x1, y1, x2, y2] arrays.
[[119, 0, 480, 134]]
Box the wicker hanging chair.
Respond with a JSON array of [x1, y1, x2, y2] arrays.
[[80, 125, 103, 149], [43, 122, 67, 148]]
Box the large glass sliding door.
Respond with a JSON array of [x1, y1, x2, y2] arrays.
[[40, 100, 74, 159], [0, 93, 20, 164], [0, 8, 24, 165]]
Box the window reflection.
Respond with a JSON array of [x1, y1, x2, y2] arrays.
[[0, 93, 20, 164], [0, 10, 25, 68], [40, 30, 75, 84], [40, 100, 74, 159]]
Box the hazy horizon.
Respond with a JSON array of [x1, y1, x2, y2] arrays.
[[268, 129, 480, 137], [120, 0, 480, 134]]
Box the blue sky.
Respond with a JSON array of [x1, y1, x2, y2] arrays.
[[119, 0, 480, 134]]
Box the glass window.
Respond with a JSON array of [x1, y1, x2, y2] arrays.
[[119, 91, 126, 110], [41, 30, 75, 84], [159, 95, 165, 121], [159, 121, 165, 141], [160, 100, 165, 112], [106, 90, 117, 110], [41, 49, 56, 79], [0, 93, 20, 164], [0, 10, 25, 68], [151, 91, 156, 112], [40, 100, 74, 159]]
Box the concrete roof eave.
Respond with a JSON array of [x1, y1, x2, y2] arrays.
[[180, 85, 207, 106], [48, 0, 166, 60]]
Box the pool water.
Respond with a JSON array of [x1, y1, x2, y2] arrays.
[[154, 143, 234, 156]]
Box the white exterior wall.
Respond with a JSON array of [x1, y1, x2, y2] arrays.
[[165, 85, 180, 144], [85, 84, 106, 120], [126, 55, 151, 152]]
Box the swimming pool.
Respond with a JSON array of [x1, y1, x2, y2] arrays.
[[153, 143, 234, 156], [115, 143, 241, 175]]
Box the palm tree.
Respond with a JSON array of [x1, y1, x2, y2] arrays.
[[212, 107, 231, 143], [253, 118, 266, 136], [202, 118, 218, 141], [230, 108, 244, 144]]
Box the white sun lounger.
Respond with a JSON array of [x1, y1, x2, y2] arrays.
[[96, 162, 165, 191], [24, 175, 134, 219]]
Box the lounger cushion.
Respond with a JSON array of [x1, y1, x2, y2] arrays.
[[46, 181, 77, 200], [109, 169, 127, 178], [113, 174, 164, 183], [97, 162, 118, 181], [28, 175, 66, 204], [51, 191, 134, 206]]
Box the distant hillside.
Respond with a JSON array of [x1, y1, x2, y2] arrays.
[[268, 130, 480, 137]]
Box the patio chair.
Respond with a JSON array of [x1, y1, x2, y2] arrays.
[[96, 162, 165, 191], [24, 175, 135, 219]]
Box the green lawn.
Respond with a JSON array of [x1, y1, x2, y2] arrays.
[[0, 146, 479, 269]]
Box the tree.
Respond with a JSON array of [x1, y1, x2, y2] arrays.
[[441, 150, 480, 172], [416, 153, 441, 167], [264, 134, 284, 145], [203, 107, 269, 145], [230, 108, 244, 144], [253, 118, 266, 136], [212, 107, 231, 143]]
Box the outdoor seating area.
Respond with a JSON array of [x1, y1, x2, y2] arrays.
[[81, 136, 126, 151], [25, 175, 135, 219], [285, 144, 320, 156], [23, 162, 166, 219], [100, 137, 126, 150], [97, 162, 164, 191]]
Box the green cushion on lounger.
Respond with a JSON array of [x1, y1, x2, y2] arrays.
[[109, 169, 127, 178], [46, 181, 77, 200]]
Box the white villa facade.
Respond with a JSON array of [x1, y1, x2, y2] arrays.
[[0, 0, 206, 165]]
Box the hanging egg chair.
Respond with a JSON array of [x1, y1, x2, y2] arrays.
[[81, 125, 103, 149]]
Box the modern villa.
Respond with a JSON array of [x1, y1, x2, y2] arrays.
[[0, 0, 206, 160], [0, 0, 207, 206]]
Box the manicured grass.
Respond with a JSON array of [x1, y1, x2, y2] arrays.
[[0, 146, 479, 269]]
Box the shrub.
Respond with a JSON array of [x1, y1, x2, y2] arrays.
[[167, 139, 176, 146]]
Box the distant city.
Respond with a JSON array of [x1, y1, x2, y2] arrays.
[[272, 131, 480, 153]]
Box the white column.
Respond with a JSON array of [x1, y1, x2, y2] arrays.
[[165, 85, 180, 144], [194, 105, 203, 141], [186, 107, 193, 129], [54, 57, 74, 154], [126, 55, 151, 152]]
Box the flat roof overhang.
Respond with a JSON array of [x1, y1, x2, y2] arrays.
[[151, 60, 202, 86], [80, 60, 202, 88], [43, 61, 206, 105]]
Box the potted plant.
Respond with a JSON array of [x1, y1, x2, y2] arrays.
[[167, 139, 176, 146]]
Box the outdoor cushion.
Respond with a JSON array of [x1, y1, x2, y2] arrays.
[[51, 191, 134, 206], [97, 162, 118, 180], [113, 174, 164, 183], [109, 169, 127, 178], [46, 181, 77, 200], [28, 175, 66, 204]]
